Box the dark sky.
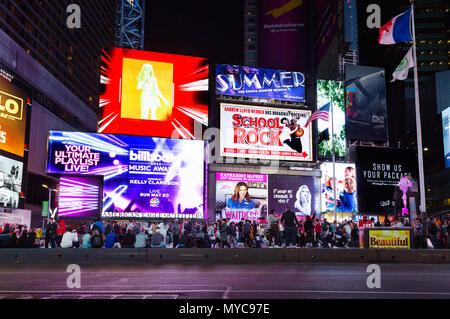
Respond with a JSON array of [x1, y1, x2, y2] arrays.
[[145, 0, 244, 65]]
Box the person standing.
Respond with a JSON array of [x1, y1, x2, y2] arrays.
[[45, 219, 57, 248], [412, 217, 424, 249], [171, 219, 181, 248], [281, 207, 300, 248], [242, 220, 251, 248], [304, 216, 315, 247], [218, 219, 230, 248], [268, 210, 279, 247]]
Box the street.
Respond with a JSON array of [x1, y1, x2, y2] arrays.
[[0, 263, 448, 299]]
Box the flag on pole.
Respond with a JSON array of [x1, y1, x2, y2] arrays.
[[305, 102, 330, 128], [391, 46, 415, 82], [379, 8, 412, 44]]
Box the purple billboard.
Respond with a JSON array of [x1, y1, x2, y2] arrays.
[[47, 131, 205, 220], [257, 0, 311, 72], [216, 64, 305, 102], [268, 174, 316, 219], [58, 176, 103, 218]]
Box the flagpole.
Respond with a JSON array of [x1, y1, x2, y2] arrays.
[[410, 1, 426, 215], [330, 84, 337, 222]]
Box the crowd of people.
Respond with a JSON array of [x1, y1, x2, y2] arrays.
[[0, 210, 449, 249]]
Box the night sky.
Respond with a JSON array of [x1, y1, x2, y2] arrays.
[[144, 0, 244, 65]]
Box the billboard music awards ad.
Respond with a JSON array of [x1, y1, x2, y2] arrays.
[[47, 131, 205, 219], [220, 103, 312, 162], [215, 172, 268, 223]]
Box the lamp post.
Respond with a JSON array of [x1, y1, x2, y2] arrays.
[[42, 184, 58, 228]]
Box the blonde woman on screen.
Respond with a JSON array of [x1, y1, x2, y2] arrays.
[[137, 63, 168, 120]]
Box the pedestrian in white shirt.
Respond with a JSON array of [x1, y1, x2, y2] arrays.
[[60, 228, 75, 248]]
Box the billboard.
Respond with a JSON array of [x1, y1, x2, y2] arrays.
[[0, 76, 28, 157], [216, 64, 305, 102], [316, 79, 346, 157], [368, 229, 411, 249], [47, 131, 205, 219], [220, 103, 313, 162], [355, 147, 418, 214], [257, 0, 311, 72], [268, 174, 316, 219], [443, 107, 450, 168], [345, 65, 388, 141], [215, 172, 268, 223], [99, 48, 208, 138], [58, 176, 103, 218], [320, 163, 358, 213], [0, 155, 23, 208]]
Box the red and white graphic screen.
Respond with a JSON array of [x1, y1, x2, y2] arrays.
[[99, 48, 208, 138]]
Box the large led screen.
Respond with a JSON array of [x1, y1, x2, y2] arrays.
[[268, 175, 316, 219], [220, 103, 313, 162], [215, 172, 268, 223], [443, 107, 450, 168], [47, 131, 205, 219], [316, 79, 346, 157], [355, 147, 418, 214], [99, 48, 208, 139], [0, 155, 23, 208], [58, 176, 103, 218], [320, 163, 358, 213], [345, 65, 388, 141], [216, 64, 305, 102], [0, 76, 28, 157]]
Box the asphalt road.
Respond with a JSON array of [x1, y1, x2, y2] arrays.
[[0, 263, 449, 299]]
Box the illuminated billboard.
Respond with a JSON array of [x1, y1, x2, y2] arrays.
[[47, 131, 205, 219], [220, 103, 313, 162], [0, 76, 28, 157], [215, 172, 268, 223], [58, 176, 103, 218], [99, 48, 208, 139], [355, 147, 418, 213], [216, 64, 305, 102], [320, 163, 358, 213], [0, 154, 23, 208], [268, 174, 316, 219], [316, 79, 346, 157], [443, 107, 450, 168], [345, 65, 388, 142]]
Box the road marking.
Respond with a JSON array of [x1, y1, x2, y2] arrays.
[[0, 289, 448, 296]]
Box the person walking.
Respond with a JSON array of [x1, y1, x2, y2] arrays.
[[281, 207, 300, 248]]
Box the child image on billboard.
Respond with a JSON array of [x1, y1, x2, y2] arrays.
[[321, 163, 357, 213], [121, 58, 173, 121], [216, 173, 268, 223]]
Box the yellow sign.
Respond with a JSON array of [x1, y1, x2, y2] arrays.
[[369, 230, 410, 249], [0, 76, 27, 157]]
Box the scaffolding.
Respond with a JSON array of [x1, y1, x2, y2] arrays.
[[115, 0, 145, 50]]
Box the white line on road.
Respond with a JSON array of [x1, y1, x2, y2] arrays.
[[0, 289, 449, 296]]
